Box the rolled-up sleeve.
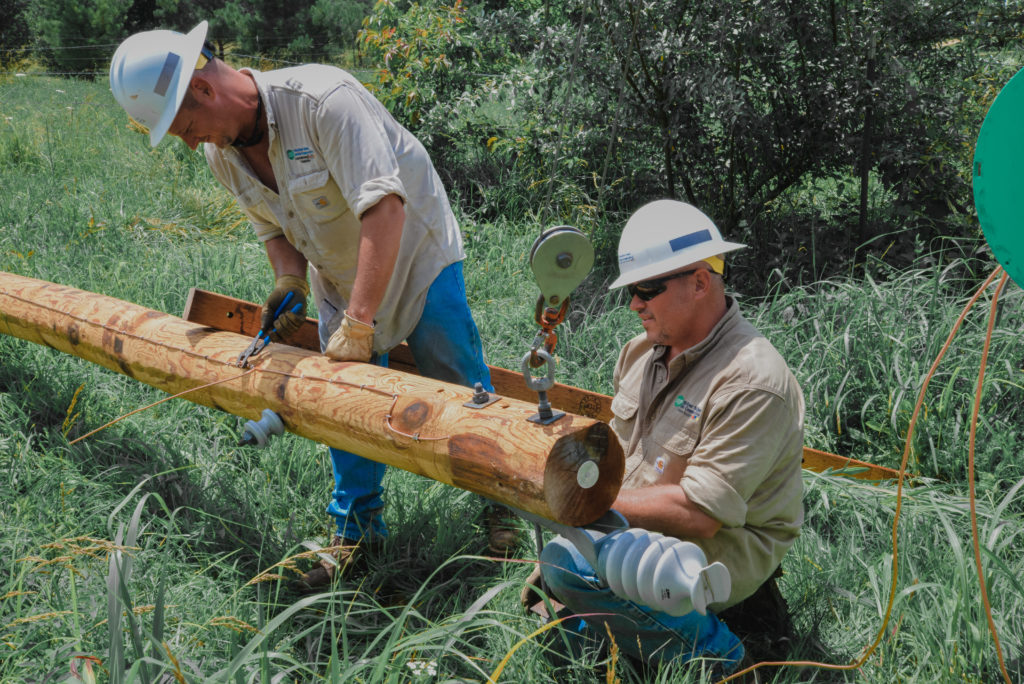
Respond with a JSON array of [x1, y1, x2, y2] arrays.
[[313, 85, 408, 220]]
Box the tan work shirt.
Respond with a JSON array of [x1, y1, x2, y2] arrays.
[[204, 65, 464, 352], [610, 298, 805, 610]]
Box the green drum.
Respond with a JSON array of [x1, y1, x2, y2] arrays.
[[974, 67, 1024, 287]]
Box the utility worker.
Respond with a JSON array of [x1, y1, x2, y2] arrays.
[[524, 200, 805, 674], [108, 21, 519, 589]]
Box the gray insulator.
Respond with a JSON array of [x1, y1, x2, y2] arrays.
[[238, 409, 284, 447]]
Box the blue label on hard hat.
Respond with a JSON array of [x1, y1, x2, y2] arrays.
[[619, 253, 634, 264], [669, 229, 712, 252], [154, 52, 180, 97]]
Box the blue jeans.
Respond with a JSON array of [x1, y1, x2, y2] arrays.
[[539, 533, 744, 669], [318, 261, 493, 541]]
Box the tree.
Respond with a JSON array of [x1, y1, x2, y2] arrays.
[[525, 0, 987, 280], [28, 0, 134, 77], [0, 0, 32, 70], [153, 0, 236, 53]]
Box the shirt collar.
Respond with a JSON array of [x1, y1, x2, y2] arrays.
[[239, 68, 276, 144]]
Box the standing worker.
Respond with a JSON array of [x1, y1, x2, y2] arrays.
[[109, 21, 519, 589], [524, 200, 804, 675]]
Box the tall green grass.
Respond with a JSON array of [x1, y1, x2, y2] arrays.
[[2, 74, 1022, 682]]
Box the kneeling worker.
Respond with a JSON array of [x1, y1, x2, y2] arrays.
[[533, 200, 805, 672]]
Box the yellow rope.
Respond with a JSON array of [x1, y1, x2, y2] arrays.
[[967, 271, 1012, 684], [723, 265, 1009, 683]]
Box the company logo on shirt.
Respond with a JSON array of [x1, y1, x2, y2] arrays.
[[654, 455, 667, 473], [286, 146, 315, 163], [674, 394, 702, 420], [312, 195, 329, 209]]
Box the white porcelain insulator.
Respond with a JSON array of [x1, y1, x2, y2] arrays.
[[595, 528, 732, 617]]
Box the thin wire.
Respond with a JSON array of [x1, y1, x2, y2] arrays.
[[968, 270, 1012, 684], [722, 265, 1005, 683], [67, 368, 258, 445], [0, 43, 121, 53], [5, 72, 106, 77], [540, 4, 589, 221]]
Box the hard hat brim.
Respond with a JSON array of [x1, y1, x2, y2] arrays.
[[148, 21, 208, 146], [608, 240, 745, 289]]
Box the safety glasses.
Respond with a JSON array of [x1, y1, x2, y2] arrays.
[[627, 268, 701, 301]]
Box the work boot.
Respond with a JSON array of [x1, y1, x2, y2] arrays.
[[291, 535, 363, 591], [520, 565, 568, 619], [486, 504, 524, 555], [520, 565, 544, 611]]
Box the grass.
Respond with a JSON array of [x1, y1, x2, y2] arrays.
[[2, 74, 1023, 682]]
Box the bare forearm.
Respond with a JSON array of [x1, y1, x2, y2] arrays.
[[347, 194, 404, 324], [613, 485, 722, 539], [265, 236, 308, 279]]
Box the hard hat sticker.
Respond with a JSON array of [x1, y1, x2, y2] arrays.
[[153, 52, 180, 97], [669, 229, 712, 252]]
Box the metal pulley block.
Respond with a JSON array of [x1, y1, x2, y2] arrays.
[[529, 226, 595, 309], [521, 225, 594, 425]]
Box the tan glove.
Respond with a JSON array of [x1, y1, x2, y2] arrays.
[[325, 311, 375, 362], [261, 274, 309, 343]]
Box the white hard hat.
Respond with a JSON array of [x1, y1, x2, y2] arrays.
[[109, 21, 209, 146], [609, 199, 746, 289]]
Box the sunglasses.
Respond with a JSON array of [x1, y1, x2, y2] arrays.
[[627, 268, 702, 301]]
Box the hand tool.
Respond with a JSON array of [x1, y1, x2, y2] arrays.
[[236, 293, 299, 367]]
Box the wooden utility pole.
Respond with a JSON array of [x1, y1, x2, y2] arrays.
[[183, 287, 901, 483], [0, 271, 623, 526]]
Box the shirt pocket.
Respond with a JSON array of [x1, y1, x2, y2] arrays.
[[286, 169, 360, 283], [236, 185, 266, 212], [649, 423, 698, 483], [610, 391, 639, 447], [288, 169, 350, 224], [234, 185, 283, 240]]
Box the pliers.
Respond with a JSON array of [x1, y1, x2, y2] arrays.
[[236, 292, 302, 367]]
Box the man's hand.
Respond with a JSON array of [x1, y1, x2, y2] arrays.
[[261, 274, 309, 342], [324, 311, 374, 362]]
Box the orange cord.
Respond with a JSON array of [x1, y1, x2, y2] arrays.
[[723, 265, 1010, 683], [968, 270, 1012, 684]]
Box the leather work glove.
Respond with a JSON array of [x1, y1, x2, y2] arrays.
[[324, 311, 375, 362], [261, 274, 309, 343]]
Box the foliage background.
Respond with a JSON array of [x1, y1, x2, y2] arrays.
[[5, 0, 1024, 290]]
